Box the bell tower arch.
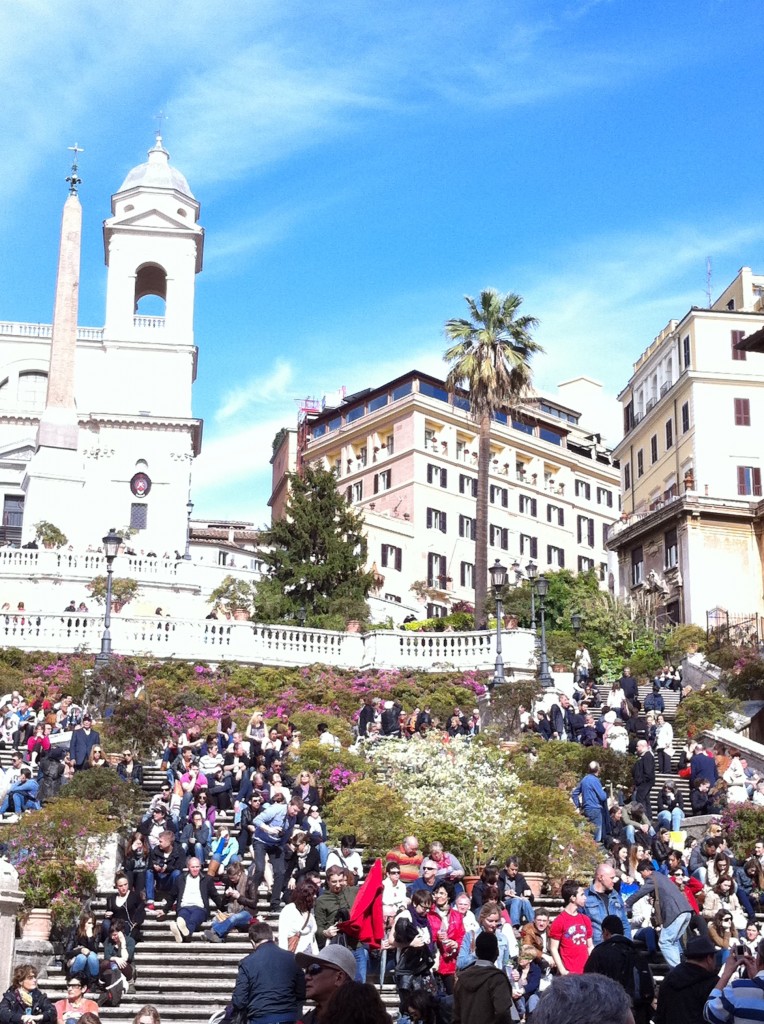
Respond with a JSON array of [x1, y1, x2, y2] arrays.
[[103, 136, 204, 343]]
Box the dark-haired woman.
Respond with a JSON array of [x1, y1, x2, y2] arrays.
[[431, 880, 464, 995], [470, 865, 500, 911]]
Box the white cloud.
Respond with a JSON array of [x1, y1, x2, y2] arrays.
[[215, 360, 294, 423]]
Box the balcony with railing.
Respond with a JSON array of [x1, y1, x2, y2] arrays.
[[0, 612, 536, 672]]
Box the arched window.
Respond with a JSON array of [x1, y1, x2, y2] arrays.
[[134, 262, 167, 316], [17, 371, 48, 409]]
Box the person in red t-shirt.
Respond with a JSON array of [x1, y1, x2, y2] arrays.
[[549, 880, 593, 975]]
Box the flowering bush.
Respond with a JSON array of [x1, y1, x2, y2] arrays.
[[720, 804, 764, 861], [327, 765, 362, 791], [366, 734, 524, 871], [6, 797, 114, 930]]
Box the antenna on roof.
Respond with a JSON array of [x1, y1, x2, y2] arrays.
[[705, 256, 713, 308]]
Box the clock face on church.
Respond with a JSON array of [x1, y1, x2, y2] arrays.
[[130, 472, 152, 497]]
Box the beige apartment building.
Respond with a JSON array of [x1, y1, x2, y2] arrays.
[[607, 267, 764, 629], [271, 370, 620, 619]]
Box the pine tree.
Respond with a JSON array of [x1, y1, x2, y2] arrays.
[[256, 465, 373, 625]]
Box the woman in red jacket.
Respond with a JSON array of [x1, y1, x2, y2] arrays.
[[432, 881, 465, 995]]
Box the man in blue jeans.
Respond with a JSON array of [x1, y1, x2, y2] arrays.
[[145, 829, 185, 912], [204, 861, 259, 943], [625, 860, 692, 967], [0, 767, 40, 815]]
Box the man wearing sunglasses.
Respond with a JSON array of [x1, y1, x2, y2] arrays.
[[295, 946, 355, 1024]]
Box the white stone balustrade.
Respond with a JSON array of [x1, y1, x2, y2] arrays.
[[0, 611, 536, 673]]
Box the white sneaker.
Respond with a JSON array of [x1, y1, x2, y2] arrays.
[[169, 920, 183, 943], [176, 917, 189, 937]]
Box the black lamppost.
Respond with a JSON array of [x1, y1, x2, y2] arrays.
[[571, 612, 582, 635], [95, 527, 122, 668], [526, 560, 538, 632], [297, 605, 307, 627], [536, 573, 553, 688], [488, 558, 508, 689], [184, 499, 194, 560]]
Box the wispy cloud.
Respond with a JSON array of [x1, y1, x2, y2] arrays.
[[215, 360, 294, 423]]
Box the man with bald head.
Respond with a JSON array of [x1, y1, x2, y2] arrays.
[[386, 835, 423, 885], [584, 862, 631, 945], [169, 856, 222, 942]]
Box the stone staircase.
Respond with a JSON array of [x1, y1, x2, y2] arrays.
[[4, 760, 402, 1023], [0, 682, 735, 1019]]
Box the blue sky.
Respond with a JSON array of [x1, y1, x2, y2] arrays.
[[2, 0, 764, 523]]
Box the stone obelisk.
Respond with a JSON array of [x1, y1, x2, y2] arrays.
[[22, 149, 86, 539]]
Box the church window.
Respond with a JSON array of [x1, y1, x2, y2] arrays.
[[17, 371, 48, 410], [130, 503, 148, 530]]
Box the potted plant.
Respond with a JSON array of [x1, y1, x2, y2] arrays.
[[34, 521, 68, 549], [208, 575, 256, 620], [87, 576, 140, 612], [6, 797, 112, 940]]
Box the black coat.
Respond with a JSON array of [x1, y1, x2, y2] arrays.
[[117, 761, 144, 786], [632, 751, 656, 810], [103, 889, 145, 933], [655, 961, 717, 1024], [175, 872, 222, 914], [0, 988, 56, 1024]]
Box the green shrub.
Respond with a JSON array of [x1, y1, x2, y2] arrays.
[[502, 794, 602, 890], [508, 738, 635, 793], [723, 658, 764, 701], [674, 689, 740, 739], [323, 778, 411, 855], [63, 768, 145, 824], [101, 695, 167, 760], [664, 624, 707, 661]]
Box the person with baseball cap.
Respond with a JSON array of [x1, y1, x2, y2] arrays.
[[296, 945, 355, 1024]]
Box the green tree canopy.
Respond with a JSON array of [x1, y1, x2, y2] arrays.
[[444, 290, 541, 628], [256, 465, 373, 626]]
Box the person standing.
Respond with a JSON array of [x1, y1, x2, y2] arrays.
[[654, 935, 718, 1024], [549, 881, 594, 976], [584, 915, 653, 1024], [453, 931, 515, 1024], [625, 860, 692, 968], [231, 921, 305, 1024], [632, 740, 656, 818], [572, 762, 610, 845], [583, 864, 631, 945], [69, 715, 100, 771], [295, 945, 355, 1024]]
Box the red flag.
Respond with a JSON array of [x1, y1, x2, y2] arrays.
[[337, 856, 385, 948]]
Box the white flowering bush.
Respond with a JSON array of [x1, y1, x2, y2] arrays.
[[366, 734, 524, 871]]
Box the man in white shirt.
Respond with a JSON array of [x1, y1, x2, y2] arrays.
[[317, 723, 341, 750], [169, 857, 222, 942]]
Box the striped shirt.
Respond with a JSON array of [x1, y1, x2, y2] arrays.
[[705, 972, 764, 1024]]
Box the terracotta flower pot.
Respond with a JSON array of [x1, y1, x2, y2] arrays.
[[22, 908, 53, 941], [523, 871, 546, 899], [463, 875, 480, 897]]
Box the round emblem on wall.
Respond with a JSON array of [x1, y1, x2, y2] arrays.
[[130, 472, 152, 497]]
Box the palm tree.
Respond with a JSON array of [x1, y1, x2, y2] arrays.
[[444, 289, 542, 629]]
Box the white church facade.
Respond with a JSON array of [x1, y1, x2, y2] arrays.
[[0, 138, 202, 554]]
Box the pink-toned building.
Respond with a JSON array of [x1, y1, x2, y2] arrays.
[[270, 370, 620, 621]]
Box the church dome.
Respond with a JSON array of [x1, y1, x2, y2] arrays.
[[117, 137, 194, 198]]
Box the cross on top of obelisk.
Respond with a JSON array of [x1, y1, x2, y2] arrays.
[[66, 143, 83, 195]]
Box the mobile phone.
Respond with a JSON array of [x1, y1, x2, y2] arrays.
[[736, 944, 746, 956]]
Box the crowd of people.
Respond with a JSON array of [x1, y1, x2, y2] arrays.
[[7, 663, 764, 1024]]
